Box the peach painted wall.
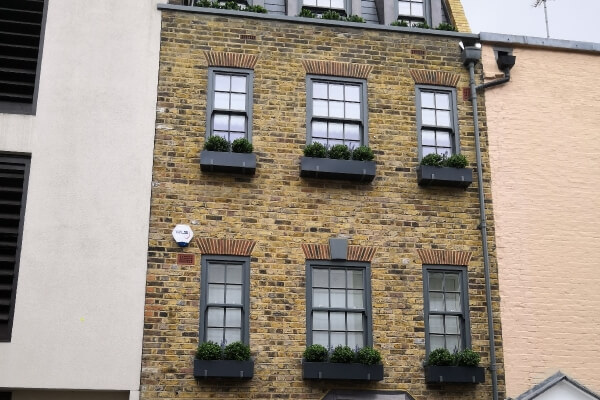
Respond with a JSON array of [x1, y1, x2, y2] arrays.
[[482, 43, 600, 397]]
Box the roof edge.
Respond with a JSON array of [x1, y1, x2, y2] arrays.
[[514, 372, 600, 400], [480, 32, 600, 54]]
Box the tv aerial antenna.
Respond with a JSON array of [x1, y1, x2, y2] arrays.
[[533, 0, 551, 38]]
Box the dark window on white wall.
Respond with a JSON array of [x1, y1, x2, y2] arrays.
[[0, 392, 12, 400], [200, 255, 250, 345], [0, 155, 30, 342], [423, 265, 470, 354], [416, 86, 459, 159], [206, 68, 254, 143], [306, 76, 368, 150], [306, 261, 372, 349]]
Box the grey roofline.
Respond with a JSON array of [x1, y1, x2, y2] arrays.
[[480, 32, 600, 54], [514, 372, 600, 400], [157, 3, 479, 40]]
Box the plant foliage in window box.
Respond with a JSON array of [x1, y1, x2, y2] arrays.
[[424, 348, 485, 384], [194, 341, 254, 379], [300, 144, 376, 182], [302, 345, 384, 381], [200, 137, 256, 175], [417, 153, 472, 188]]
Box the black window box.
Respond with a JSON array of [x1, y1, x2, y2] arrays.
[[302, 361, 383, 381], [300, 157, 376, 182], [425, 366, 485, 384], [200, 150, 256, 175], [417, 165, 473, 188], [193, 359, 254, 379]]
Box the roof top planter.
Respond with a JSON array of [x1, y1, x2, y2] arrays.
[[424, 348, 485, 384], [193, 341, 254, 379], [200, 136, 256, 175], [300, 143, 376, 183], [417, 153, 472, 188], [302, 345, 384, 381]]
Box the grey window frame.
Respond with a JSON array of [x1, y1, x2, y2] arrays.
[[206, 67, 254, 143], [305, 260, 373, 348], [422, 265, 471, 356], [395, 0, 447, 26], [0, 154, 31, 342], [298, 0, 352, 15], [306, 75, 369, 148], [199, 255, 251, 345], [415, 85, 460, 160], [396, 0, 430, 25]]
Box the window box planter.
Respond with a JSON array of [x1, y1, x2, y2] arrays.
[[300, 157, 376, 182], [193, 359, 254, 379], [302, 361, 383, 381], [425, 366, 485, 384], [417, 165, 473, 188], [200, 150, 256, 175]]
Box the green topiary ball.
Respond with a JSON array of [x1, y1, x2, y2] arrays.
[[303, 344, 329, 362], [231, 138, 253, 153], [330, 345, 355, 363], [420, 153, 444, 167], [352, 146, 374, 161], [304, 142, 328, 158], [328, 144, 351, 160], [356, 347, 382, 365], [204, 135, 231, 152], [456, 349, 480, 367], [444, 153, 468, 168], [195, 341, 222, 360], [223, 341, 251, 361], [427, 348, 455, 366]]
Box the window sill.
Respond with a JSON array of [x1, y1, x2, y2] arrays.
[[425, 366, 485, 384], [302, 361, 383, 381], [200, 150, 256, 175], [417, 165, 473, 188], [300, 157, 376, 182], [194, 359, 254, 379]]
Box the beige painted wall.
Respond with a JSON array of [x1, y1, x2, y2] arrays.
[[482, 44, 600, 397], [0, 0, 163, 391]]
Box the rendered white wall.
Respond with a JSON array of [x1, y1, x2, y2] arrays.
[[533, 381, 598, 400], [0, 0, 164, 390], [13, 391, 128, 400]]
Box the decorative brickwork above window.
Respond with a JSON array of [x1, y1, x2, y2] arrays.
[[417, 249, 472, 266], [302, 243, 376, 262], [196, 238, 256, 256], [302, 60, 373, 80], [410, 70, 460, 87], [204, 51, 258, 69]]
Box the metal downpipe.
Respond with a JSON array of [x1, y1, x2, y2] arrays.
[[468, 61, 499, 400]]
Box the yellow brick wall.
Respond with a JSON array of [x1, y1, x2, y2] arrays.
[[446, 0, 471, 32], [141, 10, 501, 400]]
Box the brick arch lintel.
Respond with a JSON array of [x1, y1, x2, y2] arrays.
[[302, 60, 373, 80], [195, 237, 256, 257], [409, 69, 461, 87], [204, 51, 259, 69], [302, 243, 376, 262], [417, 249, 472, 266]]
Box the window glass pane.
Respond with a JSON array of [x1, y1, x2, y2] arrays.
[[225, 328, 241, 345], [329, 101, 344, 118], [429, 315, 444, 334], [209, 264, 226, 283], [345, 85, 360, 102], [329, 139, 344, 147], [421, 92, 435, 108], [429, 272, 443, 291], [330, 270, 346, 288], [227, 264, 243, 284], [398, 2, 410, 15], [445, 293, 461, 312], [225, 308, 241, 327], [445, 273, 460, 291], [215, 74, 230, 91], [422, 146, 436, 157], [213, 114, 229, 131], [430, 334, 445, 351], [230, 93, 246, 111], [412, 2, 423, 16], [445, 315, 460, 334], [313, 269, 328, 287], [436, 131, 451, 147], [330, 312, 346, 330], [347, 332, 363, 349], [345, 124, 360, 141], [313, 138, 327, 146], [331, 332, 346, 348], [330, 123, 344, 139], [345, 102, 360, 119], [208, 284, 225, 304], [313, 82, 328, 99], [437, 147, 450, 157], [422, 130, 436, 146], [231, 76, 246, 93], [230, 115, 245, 132], [207, 307, 224, 327], [446, 335, 460, 352], [313, 311, 329, 330], [229, 132, 244, 141], [347, 312, 363, 330], [226, 285, 242, 304], [313, 288, 329, 307], [330, 289, 346, 308], [429, 292, 444, 312], [312, 122, 328, 138], [317, 0, 330, 7], [435, 93, 450, 109], [313, 331, 328, 346], [347, 270, 363, 289], [304, 0, 317, 6], [436, 110, 451, 127], [329, 84, 344, 100], [331, 0, 344, 9], [422, 109, 436, 125], [206, 328, 224, 344], [313, 100, 329, 117], [214, 92, 230, 109], [347, 290, 364, 309]]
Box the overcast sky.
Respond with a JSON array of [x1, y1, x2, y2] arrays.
[[460, 0, 600, 43]]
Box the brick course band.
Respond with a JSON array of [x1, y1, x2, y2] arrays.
[[204, 51, 258, 69], [409, 69, 461, 87], [196, 237, 256, 256], [301, 60, 373, 79], [302, 243, 376, 262], [417, 249, 472, 266]]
